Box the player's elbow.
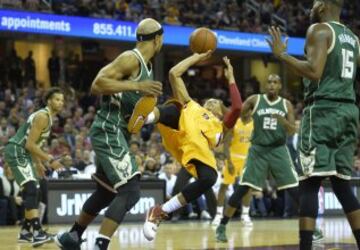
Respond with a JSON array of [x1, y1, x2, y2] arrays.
[[169, 68, 181, 79], [90, 78, 103, 95]]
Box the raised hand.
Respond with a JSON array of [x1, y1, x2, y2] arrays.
[[223, 56, 235, 83], [266, 26, 289, 58], [194, 50, 213, 62]]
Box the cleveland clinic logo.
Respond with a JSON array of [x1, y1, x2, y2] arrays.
[[56, 193, 155, 217]]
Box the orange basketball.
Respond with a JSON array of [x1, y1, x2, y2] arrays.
[[189, 27, 217, 54]]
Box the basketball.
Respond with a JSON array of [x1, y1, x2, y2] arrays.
[[189, 27, 217, 54]]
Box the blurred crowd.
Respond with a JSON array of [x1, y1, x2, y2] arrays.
[[1, 0, 359, 37]]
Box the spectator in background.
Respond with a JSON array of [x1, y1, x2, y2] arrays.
[[23, 51, 36, 84], [0, 118, 13, 138], [163, 5, 181, 25], [353, 157, 360, 178], [8, 49, 23, 89], [63, 123, 76, 153], [143, 157, 159, 177], [48, 50, 60, 86], [158, 163, 177, 200], [0, 164, 23, 225]]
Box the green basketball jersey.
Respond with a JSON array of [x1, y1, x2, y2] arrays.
[[303, 22, 360, 102], [251, 94, 288, 146], [93, 49, 154, 139], [9, 107, 52, 148]]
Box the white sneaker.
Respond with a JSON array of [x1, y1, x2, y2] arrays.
[[188, 212, 198, 219], [143, 205, 168, 241], [212, 213, 222, 226], [241, 214, 253, 227], [200, 210, 212, 220]]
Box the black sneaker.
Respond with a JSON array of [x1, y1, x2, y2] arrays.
[[18, 230, 33, 243], [54, 232, 83, 250], [32, 230, 53, 248]]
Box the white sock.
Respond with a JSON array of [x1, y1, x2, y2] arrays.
[[162, 196, 183, 213], [242, 206, 250, 216], [144, 111, 155, 124], [217, 206, 224, 214]]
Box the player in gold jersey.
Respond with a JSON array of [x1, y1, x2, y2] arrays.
[[129, 52, 243, 241], [212, 119, 254, 226]]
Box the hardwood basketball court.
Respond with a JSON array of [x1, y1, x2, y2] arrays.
[[0, 217, 357, 250]]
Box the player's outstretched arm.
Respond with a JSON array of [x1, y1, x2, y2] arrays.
[[222, 129, 235, 175], [267, 25, 330, 81], [222, 57, 242, 129], [169, 51, 212, 104], [272, 100, 297, 135], [240, 95, 258, 124], [91, 51, 162, 96]]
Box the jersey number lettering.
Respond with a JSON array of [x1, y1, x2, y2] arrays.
[[341, 49, 354, 79], [263, 117, 277, 130]]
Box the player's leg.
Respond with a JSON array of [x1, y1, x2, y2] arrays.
[[212, 183, 228, 225], [4, 144, 51, 247], [298, 177, 323, 250], [331, 105, 360, 247], [94, 175, 140, 250], [55, 178, 116, 250], [329, 176, 360, 247], [128, 99, 181, 133], [240, 189, 253, 226], [216, 147, 267, 242], [144, 160, 217, 241]]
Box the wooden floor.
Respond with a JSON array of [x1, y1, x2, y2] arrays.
[[0, 218, 357, 250]]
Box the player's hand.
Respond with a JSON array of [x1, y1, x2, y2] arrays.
[[227, 160, 235, 175], [266, 26, 288, 58], [49, 159, 64, 170], [137, 80, 163, 96], [60, 155, 73, 167], [15, 196, 23, 206], [223, 56, 235, 83], [36, 162, 47, 177], [195, 50, 213, 62]]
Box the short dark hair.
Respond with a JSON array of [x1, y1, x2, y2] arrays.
[[43, 87, 63, 104]]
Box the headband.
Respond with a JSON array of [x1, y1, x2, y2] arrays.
[[136, 27, 164, 42]]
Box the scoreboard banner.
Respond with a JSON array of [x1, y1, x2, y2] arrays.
[[0, 9, 305, 55]]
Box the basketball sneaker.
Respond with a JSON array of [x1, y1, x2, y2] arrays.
[[18, 230, 33, 243], [32, 229, 53, 248], [241, 214, 253, 227], [127, 96, 157, 133], [211, 213, 222, 226], [312, 228, 324, 242], [215, 224, 228, 243], [143, 205, 168, 241], [55, 231, 83, 250]]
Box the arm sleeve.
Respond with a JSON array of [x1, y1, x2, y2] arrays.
[[223, 83, 242, 129]]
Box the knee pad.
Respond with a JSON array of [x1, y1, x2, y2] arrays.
[[22, 181, 39, 210], [82, 184, 116, 216], [228, 185, 249, 208], [105, 177, 140, 224], [330, 177, 360, 213]]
